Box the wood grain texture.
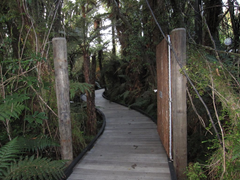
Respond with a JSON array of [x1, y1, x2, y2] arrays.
[[52, 37, 73, 161], [67, 89, 171, 180], [156, 38, 170, 157], [170, 28, 187, 180]]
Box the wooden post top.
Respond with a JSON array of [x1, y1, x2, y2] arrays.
[[170, 28, 186, 33], [52, 37, 66, 41]]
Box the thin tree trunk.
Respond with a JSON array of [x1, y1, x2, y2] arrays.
[[228, 0, 239, 49], [170, 0, 185, 28], [90, 55, 97, 134], [203, 0, 222, 46], [195, 0, 202, 44], [82, 4, 96, 135], [112, 19, 116, 55], [98, 49, 105, 87], [53, 0, 62, 36], [84, 53, 97, 135], [94, 19, 105, 87]]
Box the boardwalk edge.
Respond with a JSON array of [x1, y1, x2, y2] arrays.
[[62, 108, 106, 180]]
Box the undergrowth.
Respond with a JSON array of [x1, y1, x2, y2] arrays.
[[0, 137, 65, 180], [186, 46, 240, 179], [70, 99, 103, 158]]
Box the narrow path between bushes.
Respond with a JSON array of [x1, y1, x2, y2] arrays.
[[67, 89, 171, 180]]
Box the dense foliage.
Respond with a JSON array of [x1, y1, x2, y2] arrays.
[[0, 0, 240, 179]]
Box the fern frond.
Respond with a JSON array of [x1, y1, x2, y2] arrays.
[[120, 91, 130, 102], [70, 81, 93, 99], [0, 138, 20, 178], [146, 103, 156, 114], [0, 102, 25, 122], [3, 156, 66, 180], [0, 94, 28, 122], [2, 94, 29, 104], [17, 136, 60, 152]]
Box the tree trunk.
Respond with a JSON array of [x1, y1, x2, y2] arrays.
[[53, 0, 63, 36], [84, 53, 97, 136], [194, 0, 202, 44], [228, 0, 239, 49], [114, 0, 129, 56], [95, 19, 105, 87], [170, 0, 185, 28], [203, 0, 222, 46], [98, 49, 105, 87], [112, 18, 116, 55], [90, 55, 97, 135], [6, 22, 19, 59], [82, 4, 96, 136]]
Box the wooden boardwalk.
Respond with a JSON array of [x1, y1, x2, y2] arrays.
[[67, 89, 171, 180]]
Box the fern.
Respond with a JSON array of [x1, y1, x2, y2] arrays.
[[0, 138, 20, 178], [0, 103, 25, 122], [2, 94, 29, 104], [70, 81, 93, 99], [3, 156, 65, 180], [120, 90, 130, 102], [146, 103, 156, 114], [0, 94, 29, 122], [0, 137, 65, 180], [17, 136, 60, 152]]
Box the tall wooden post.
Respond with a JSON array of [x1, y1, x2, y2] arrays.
[[171, 28, 187, 179], [52, 37, 73, 162]]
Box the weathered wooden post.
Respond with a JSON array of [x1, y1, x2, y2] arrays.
[[156, 28, 187, 179], [171, 28, 187, 180], [52, 37, 73, 162]]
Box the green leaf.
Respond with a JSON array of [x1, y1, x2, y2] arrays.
[[24, 111, 47, 125]]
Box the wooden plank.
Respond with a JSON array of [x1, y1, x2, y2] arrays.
[[156, 37, 170, 157], [67, 89, 171, 180], [170, 28, 187, 180], [68, 169, 170, 180], [82, 145, 166, 154], [74, 165, 169, 173]]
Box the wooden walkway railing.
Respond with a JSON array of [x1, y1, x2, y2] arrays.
[[67, 89, 171, 180]]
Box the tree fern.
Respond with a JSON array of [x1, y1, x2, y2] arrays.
[[0, 138, 20, 178], [3, 156, 65, 180]]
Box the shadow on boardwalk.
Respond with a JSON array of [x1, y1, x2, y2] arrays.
[[67, 89, 171, 180]]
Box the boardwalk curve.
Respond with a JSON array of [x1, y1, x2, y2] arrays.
[[67, 89, 171, 180]]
